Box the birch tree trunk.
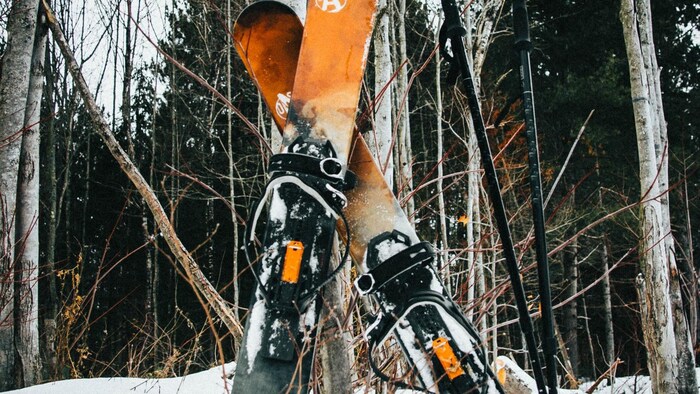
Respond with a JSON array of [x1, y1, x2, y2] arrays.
[[562, 234, 579, 377], [634, 2, 696, 391], [600, 237, 615, 367], [372, 0, 394, 187], [597, 162, 615, 371], [463, 7, 478, 319], [13, 15, 46, 387], [225, 0, 240, 322], [464, 0, 503, 322], [435, 29, 451, 293], [0, 0, 40, 389], [620, 1, 697, 392], [42, 40, 59, 379], [395, 0, 414, 220]]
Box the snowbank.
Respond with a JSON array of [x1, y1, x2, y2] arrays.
[[5, 358, 700, 393], [495, 356, 700, 393], [6, 362, 235, 394]]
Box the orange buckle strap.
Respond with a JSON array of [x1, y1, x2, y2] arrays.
[[433, 337, 466, 381], [281, 241, 304, 284]]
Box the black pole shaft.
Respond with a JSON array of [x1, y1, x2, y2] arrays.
[[514, 0, 558, 392], [439, 0, 547, 392]]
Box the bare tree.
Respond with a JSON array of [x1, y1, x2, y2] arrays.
[[13, 10, 46, 387], [620, 0, 697, 392], [0, 0, 41, 389]]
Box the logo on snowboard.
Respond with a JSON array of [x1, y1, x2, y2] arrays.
[[275, 92, 292, 119], [315, 0, 346, 13]]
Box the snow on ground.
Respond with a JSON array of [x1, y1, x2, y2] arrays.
[[495, 356, 700, 394], [5, 362, 235, 394], [4, 359, 700, 393]]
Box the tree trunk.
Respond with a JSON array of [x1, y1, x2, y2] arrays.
[[597, 160, 616, 372], [463, 11, 477, 319], [634, 2, 697, 390], [680, 170, 697, 350], [42, 37, 58, 380], [13, 15, 46, 387], [600, 237, 615, 367], [620, 1, 696, 392], [372, 0, 393, 187], [464, 1, 502, 323], [121, 0, 134, 156], [395, 0, 414, 220], [0, 0, 41, 389], [562, 237, 579, 377], [435, 27, 451, 292], [225, 0, 240, 322], [319, 243, 352, 394]]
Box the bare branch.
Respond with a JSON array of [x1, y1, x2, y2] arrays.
[[42, 0, 243, 342]]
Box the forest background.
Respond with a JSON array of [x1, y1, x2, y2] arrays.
[[0, 0, 698, 392]]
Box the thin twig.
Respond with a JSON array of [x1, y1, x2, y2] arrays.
[[544, 109, 594, 208]]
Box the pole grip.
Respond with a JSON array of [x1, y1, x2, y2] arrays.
[[513, 0, 532, 51]]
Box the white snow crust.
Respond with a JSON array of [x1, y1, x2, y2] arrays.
[[268, 187, 287, 221], [245, 298, 267, 372], [494, 355, 700, 393], [5, 359, 699, 393], [394, 323, 436, 389], [6, 362, 236, 394], [375, 239, 408, 263]]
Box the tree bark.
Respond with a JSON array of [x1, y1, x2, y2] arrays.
[[463, 11, 477, 319], [395, 0, 414, 220], [319, 244, 352, 394], [464, 0, 502, 323], [13, 13, 46, 387], [0, 0, 41, 389], [634, 2, 697, 390], [562, 237, 579, 377], [620, 1, 697, 392], [600, 237, 615, 368], [435, 25, 451, 293], [597, 161, 616, 372], [372, 0, 394, 187], [42, 36, 58, 380], [225, 0, 240, 322]]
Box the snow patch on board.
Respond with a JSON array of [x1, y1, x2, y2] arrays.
[[436, 307, 477, 356], [394, 323, 435, 389], [301, 299, 317, 330], [245, 299, 267, 372], [268, 187, 287, 221]]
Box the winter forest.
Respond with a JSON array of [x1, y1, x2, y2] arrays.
[[0, 0, 698, 392]]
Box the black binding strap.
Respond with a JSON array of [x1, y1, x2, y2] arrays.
[[355, 240, 434, 295], [269, 152, 357, 191], [362, 291, 495, 393], [243, 139, 355, 312], [355, 230, 502, 393]]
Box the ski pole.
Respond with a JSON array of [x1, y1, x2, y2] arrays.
[[513, 0, 558, 392], [438, 0, 548, 392]]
